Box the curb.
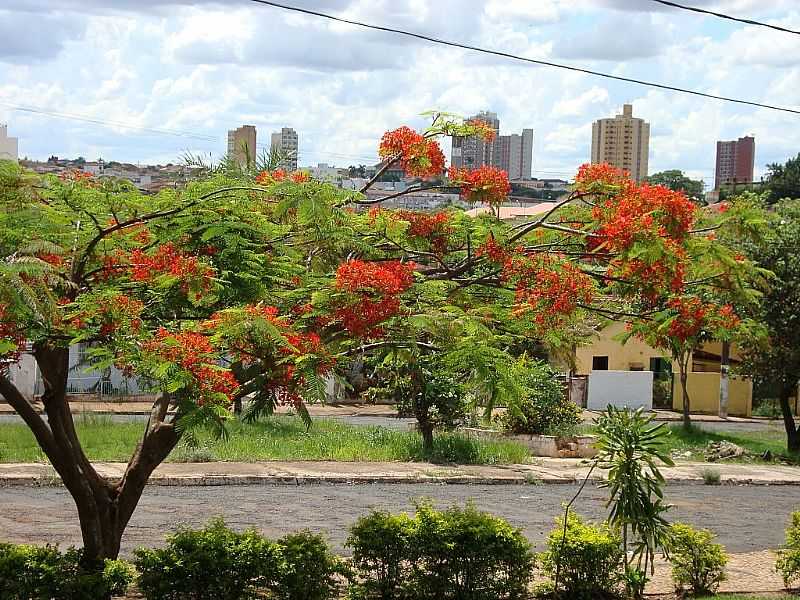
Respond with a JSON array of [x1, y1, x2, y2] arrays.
[[3, 472, 800, 487]]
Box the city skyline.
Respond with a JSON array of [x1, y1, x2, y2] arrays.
[[1, 1, 798, 186]]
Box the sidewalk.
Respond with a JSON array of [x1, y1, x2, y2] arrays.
[[3, 458, 800, 487], [0, 401, 400, 417], [2, 401, 789, 426]]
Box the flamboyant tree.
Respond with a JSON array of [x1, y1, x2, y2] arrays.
[[0, 113, 757, 567]]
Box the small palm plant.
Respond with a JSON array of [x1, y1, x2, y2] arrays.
[[595, 406, 675, 599]]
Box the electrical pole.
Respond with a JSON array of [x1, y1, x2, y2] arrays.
[[719, 341, 730, 419]]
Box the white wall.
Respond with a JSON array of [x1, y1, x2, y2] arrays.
[[5, 352, 37, 401], [587, 370, 653, 411]]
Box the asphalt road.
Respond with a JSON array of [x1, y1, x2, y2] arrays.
[[2, 483, 797, 556]]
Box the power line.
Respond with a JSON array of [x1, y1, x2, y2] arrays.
[[0, 102, 220, 142], [248, 0, 800, 116], [648, 0, 800, 36]]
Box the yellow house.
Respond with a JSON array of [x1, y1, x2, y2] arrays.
[[574, 322, 753, 417]]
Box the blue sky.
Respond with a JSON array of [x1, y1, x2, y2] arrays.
[[1, 0, 798, 188]]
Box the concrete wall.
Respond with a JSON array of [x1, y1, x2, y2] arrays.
[[575, 321, 667, 374], [673, 373, 752, 417], [4, 352, 37, 401], [587, 370, 653, 411]]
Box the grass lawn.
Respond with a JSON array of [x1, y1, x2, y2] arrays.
[[661, 423, 799, 464], [0, 414, 530, 465], [695, 596, 798, 599]]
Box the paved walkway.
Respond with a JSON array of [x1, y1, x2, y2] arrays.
[[2, 458, 800, 487], [2, 484, 796, 596], [0, 401, 400, 416]]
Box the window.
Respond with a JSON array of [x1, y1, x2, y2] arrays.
[[649, 357, 672, 377], [592, 356, 609, 370]]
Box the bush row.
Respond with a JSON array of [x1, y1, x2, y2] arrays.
[[3, 508, 800, 600]]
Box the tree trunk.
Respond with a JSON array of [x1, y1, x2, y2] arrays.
[[719, 341, 730, 419], [779, 384, 800, 454], [420, 422, 434, 454], [2, 343, 180, 564], [678, 353, 691, 429]]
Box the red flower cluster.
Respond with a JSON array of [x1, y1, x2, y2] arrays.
[[476, 237, 511, 264], [503, 254, 595, 329], [378, 126, 446, 178], [448, 165, 511, 207], [256, 169, 309, 184], [663, 297, 740, 342], [96, 294, 144, 337], [36, 253, 66, 268], [465, 118, 497, 142], [0, 304, 24, 364], [607, 238, 688, 303], [395, 210, 452, 254], [59, 170, 95, 183], [665, 297, 707, 342], [130, 243, 215, 292], [143, 328, 239, 406], [583, 168, 698, 301], [574, 163, 630, 190], [333, 260, 415, 336], [206, 304, 331, 408]]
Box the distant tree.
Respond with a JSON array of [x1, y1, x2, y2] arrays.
[[740, 200, 800, 453], [765, 154, 800, 204], [646, 170, 704, 199], [348, 164, 367, 178], [377, 171, 401, 183]]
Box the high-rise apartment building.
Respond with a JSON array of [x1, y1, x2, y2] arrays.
[[493, 129, 533, 180], [451, 112, 532, 180], [714, 136, 755, 190], [270, 127, 298, 171], [451, 111, 499, 170], [0, 124, 19, 162], [226, 125, 257, 168], [590, 104, 650, 183]]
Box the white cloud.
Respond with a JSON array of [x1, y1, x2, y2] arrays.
[[0, 0, 797, 181]]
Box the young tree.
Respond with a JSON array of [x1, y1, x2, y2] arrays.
[[0, 113, 751, 570], [646, 170, 704, 200], [740, 200, 800, 452]]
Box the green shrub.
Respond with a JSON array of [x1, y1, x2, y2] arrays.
[[776, 511, 800, 588], [346, 510, 413, 599], [538, 512, 624, 600], [0, 542, 134, 600], [347, 504, 534, 600], [408, 503, 534, 600], [701, 467, 721, 485], [666, 522, 728, 595], [272, 531, 349, 600], [496, 361, 579, 436], [134, 518, 281, 600]]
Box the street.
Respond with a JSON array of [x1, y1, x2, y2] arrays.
[[1, 482, 797, 557]]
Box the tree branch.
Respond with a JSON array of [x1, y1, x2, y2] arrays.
[[359, 154, 402, 194], [353, 183, 446, 205], [72, 186, 267, 283]]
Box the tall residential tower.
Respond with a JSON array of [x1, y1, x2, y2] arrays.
[[271, 127, 298, 171], [714, 136, 755, 190], [226, 125, 257, 168], [590, 104, 650, 183], [450, 111, 533, 180]]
